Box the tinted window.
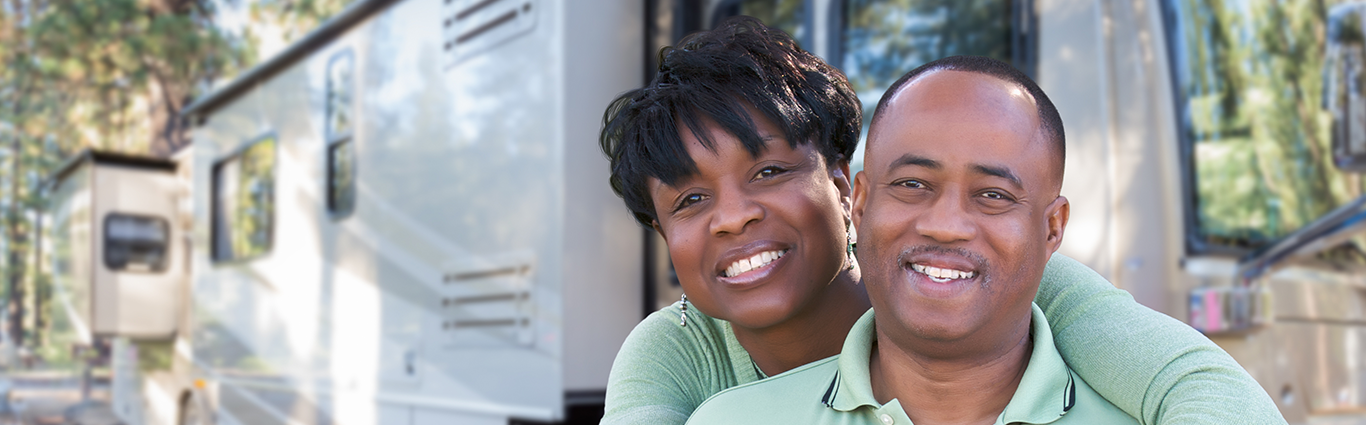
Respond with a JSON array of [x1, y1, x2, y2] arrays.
[[327, 49, 357, 218], [212, 136, 277, 261], [104, 214, 168, 272], [713, 0, 807, 45], [841, 0, 1024, 170], [1164, 0, 1366, 252]]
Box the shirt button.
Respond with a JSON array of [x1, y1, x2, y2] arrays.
[[879, 414, 894, 425]]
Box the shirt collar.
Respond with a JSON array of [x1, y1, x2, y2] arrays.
[[826, 304, 1077, 424]]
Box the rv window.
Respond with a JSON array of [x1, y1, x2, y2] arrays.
[[1162, 0, 1366, 254], [327, 49, 354, 140], [839, 0, 1030, 171], [104, 214, 169, 273], [328, 139, 356, 217], [712, 0, 808, 46], [326, 48, 357, 218], [212, 136, 277, 262]]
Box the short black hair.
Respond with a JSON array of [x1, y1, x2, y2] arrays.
[[600, 16, 862, 227], [870, 55, 1065, 177]]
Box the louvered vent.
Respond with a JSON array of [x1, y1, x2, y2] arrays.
[[443, 0, 539, 68], [439, 258, 535, 348]]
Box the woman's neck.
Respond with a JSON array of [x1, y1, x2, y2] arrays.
[[730, 269, 871, 376]]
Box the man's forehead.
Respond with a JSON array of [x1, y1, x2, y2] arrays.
[[861, 69, 1061, 193], [881, 70, 1038, 128]]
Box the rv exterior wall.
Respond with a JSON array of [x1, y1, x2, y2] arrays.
[[560, 0, 647, 394]]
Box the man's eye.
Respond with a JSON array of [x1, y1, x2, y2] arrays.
[[979, 191, 1013, 202], [753, 166, 787, 180], [896, 179, 925, 189]]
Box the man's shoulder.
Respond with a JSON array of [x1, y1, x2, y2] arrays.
[[685, 355, 856, 424]]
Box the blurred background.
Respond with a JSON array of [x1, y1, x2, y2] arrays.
[[0, 0, 1365, 424]]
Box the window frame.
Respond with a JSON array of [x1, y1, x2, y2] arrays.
[[210, 133, 279, 264], [1157, 0, 1292, 258]]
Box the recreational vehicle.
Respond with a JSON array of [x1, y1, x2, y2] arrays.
[[43, 0, 1366, 424]]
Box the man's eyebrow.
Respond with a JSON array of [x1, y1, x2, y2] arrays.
[[973, 163, 1023, 189], [888, 154, 940, 172]]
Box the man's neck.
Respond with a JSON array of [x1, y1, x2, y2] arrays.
[[731, 270, 871, 376], [869, 316, 1033, 425]]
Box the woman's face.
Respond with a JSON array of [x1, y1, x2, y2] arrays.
[[648, 112, 852, 330]]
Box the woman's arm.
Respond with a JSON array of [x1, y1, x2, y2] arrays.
[[601, 304, 755, 425], [1035, 254, 1287, 425]]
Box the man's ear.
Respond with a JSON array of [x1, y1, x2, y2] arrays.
[[1044, 196, 1069, 254], [851, 171, 868, 230]]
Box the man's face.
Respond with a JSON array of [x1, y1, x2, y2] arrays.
[[851, 70, 1068, 350]]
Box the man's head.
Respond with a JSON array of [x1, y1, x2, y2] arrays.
[[851, 56, 1070, 356], [599, 16, 862, 227]]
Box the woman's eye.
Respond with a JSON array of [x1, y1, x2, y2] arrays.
[[675, 193, 705, 211], [753, 166, 787, 180]]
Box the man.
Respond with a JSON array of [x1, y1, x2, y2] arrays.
[[685, 56, 1151, 424]]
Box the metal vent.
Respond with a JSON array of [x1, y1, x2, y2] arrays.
[[442, 0, 538, 68], [439, 259, 535, 348]]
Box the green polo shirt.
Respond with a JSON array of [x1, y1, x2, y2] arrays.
[[685, 305, 1139, 425]]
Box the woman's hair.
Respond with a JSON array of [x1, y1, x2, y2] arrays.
[[600, 16, 862, 227]]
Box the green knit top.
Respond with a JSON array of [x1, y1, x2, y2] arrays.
[[600, 254, 1287, 425]]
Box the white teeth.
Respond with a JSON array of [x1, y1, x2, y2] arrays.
[[910, 263, 976, 281], [724, 250, 788, 277]]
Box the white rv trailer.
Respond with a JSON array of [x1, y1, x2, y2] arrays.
[[43, 0, 1366, 424]]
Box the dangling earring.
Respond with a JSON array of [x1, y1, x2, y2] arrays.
[[845, 220, 857, 271], [679, 293, 689, 327]]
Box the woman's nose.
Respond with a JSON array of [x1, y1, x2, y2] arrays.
[[709, 192, 764, 236]]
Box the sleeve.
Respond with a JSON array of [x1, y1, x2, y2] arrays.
[[600, 306, 737, 425], [1034, 254, 1288, 425]]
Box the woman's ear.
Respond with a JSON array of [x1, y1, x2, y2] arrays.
[[831, 160, 853, 212], [652, 220, 667, 242]]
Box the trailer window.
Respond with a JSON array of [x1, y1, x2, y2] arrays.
[[1162, 0, 1366, 253], [212, 136, 277, 262], [327, 49, 357, 218], [839, 0, 1033, 170], [104, 214, 168, 273], [328, 140, 356, 216], [712, 0, 808, 46]]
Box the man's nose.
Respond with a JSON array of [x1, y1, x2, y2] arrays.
[[914, 192, 976, 243], [709, 192, 764, 235]]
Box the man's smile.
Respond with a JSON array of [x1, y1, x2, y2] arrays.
[[910, 263, 976, 282]]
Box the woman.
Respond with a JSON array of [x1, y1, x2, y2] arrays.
[[598, 17, 1284, 425]]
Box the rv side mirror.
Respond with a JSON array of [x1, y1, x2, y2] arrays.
[[1328, 4, 1366, 172]]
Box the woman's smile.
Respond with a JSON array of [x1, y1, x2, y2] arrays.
[[717, 242, 791, 286]]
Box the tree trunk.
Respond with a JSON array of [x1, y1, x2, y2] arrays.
[[7, 128, 24, 349]]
